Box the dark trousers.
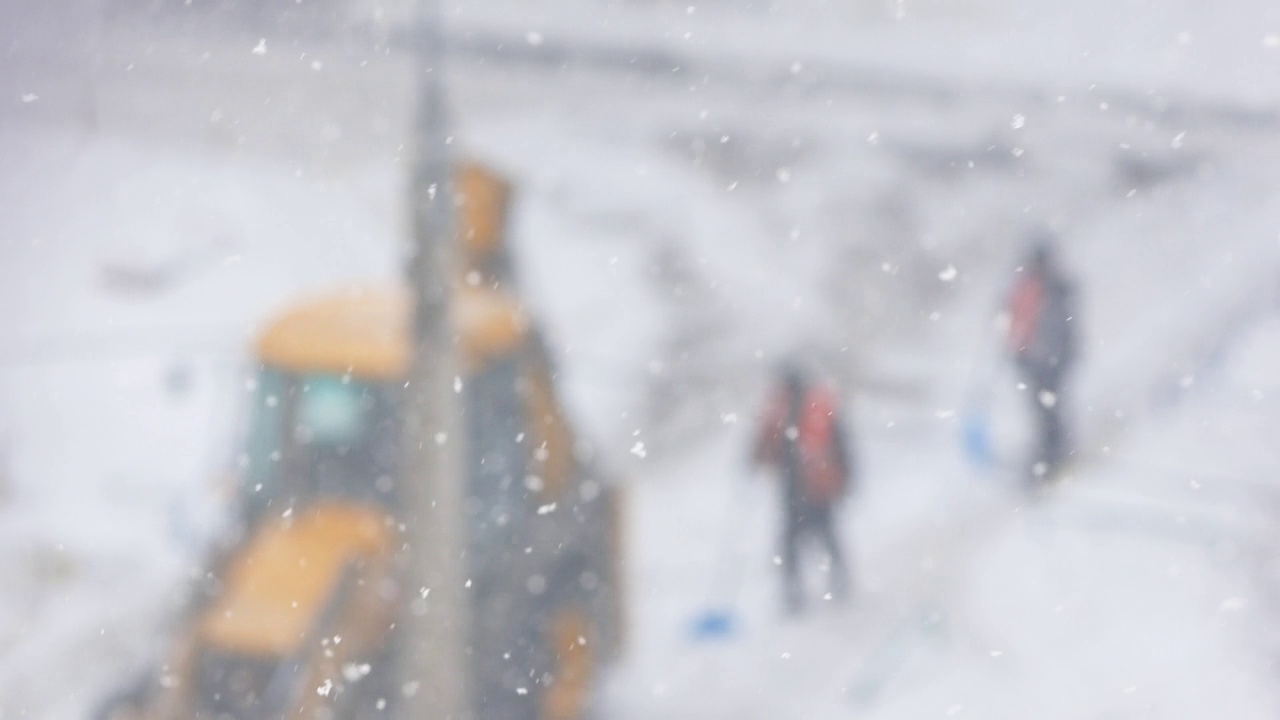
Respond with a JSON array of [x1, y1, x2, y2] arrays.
[[1021, 361, 1068, 474], [781, 502, 849, 612]]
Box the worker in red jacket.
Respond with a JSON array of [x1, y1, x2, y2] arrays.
[[1006, 236, 1078, 480], [751, 361, 855, 615]]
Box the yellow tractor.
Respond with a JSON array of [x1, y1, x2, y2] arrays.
[[97, 163, 624, 720]]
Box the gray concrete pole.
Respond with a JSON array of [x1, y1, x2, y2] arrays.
[[398, 0, 472, 715]]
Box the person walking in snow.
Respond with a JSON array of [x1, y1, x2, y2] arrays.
[[751, 361, 854, 615], [1005, 235, 1078, 480]]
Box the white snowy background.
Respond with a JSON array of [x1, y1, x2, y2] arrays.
[[2, 0, 1280, 717]]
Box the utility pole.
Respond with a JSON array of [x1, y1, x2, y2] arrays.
[[399, 0, 471, 715]]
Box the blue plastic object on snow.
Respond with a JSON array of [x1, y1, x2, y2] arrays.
[[689, 609, 738, 640], [961, 410, 995, 470]]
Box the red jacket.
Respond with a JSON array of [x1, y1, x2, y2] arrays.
[[753, 384, 851, 505]]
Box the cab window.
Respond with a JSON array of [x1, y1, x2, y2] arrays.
[[240, 367, 397, 521], [241, 367, 288, 519], [288, 373, 398, 506]]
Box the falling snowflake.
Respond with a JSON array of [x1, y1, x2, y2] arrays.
[[342, 663, 372, 682]]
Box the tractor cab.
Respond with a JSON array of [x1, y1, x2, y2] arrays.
[[236, 284, 527, 526]]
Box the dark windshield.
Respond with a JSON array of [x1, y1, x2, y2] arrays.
[[240, 367, 398, 521]]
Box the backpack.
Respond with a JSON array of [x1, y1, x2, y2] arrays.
[[1007, 272, 1044, 355]]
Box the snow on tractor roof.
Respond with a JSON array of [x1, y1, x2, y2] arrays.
[[254, 284, 529, 380]]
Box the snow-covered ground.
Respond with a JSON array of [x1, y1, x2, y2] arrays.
[[610, 317, 1280, 718], [3, 1, 1280, 717]]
